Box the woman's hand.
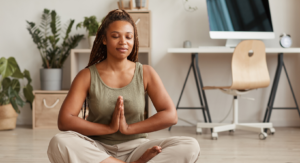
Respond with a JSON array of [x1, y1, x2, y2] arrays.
[[119, 97, 131, 135], [109, 96, 122, 133]]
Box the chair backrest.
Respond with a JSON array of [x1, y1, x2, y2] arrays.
[[230, 40, 270, 90]]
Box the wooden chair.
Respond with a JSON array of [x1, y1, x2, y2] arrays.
[[196, 40, 275, 140]]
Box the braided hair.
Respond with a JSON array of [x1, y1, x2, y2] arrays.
[[83, 9, 139, 120]]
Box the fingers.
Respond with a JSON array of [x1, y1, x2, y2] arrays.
[[149, 146, 162, 153]]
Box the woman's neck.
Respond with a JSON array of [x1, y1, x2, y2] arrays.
[[103, 57, 130, 72]]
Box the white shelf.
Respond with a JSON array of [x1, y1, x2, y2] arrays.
[[168, 47, 300, 54]]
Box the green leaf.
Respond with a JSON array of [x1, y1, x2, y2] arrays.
[[10, 99, 20, 113], [8, 87, 25, 113], [76, 22, 82, 29], [1, 77, 11, 91], [0, 57, 23, 79], [43, 8, 50, 14], [23, 70, 32, 84], [11, 79, 21, 93], [23, 70, 34, 109]]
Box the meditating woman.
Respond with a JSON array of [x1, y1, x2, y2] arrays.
[[47, 9, 200, 163]]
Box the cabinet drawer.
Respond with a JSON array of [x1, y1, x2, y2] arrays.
[[33, 94, 67, 129], [129, 13, 150, 47]]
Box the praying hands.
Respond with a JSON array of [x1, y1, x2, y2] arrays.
[[109, 96, 131, 135]]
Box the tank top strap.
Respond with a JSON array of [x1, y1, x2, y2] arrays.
[[88, 64, 98, 84], [134, 62, 144, 92]]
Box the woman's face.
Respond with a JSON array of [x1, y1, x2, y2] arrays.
[[103, 20, 134, 60]]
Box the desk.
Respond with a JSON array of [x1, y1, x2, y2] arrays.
[[167, 47, 300, 130]]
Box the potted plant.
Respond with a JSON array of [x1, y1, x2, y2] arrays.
[[26, 9, 84, 90], [0, 57, 35, 130], [76, 16, 103, 49]]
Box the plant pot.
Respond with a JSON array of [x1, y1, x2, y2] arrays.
[[40, 68, 62, 90], [0, 104, 18, 130], [89, 36, 96, 49]]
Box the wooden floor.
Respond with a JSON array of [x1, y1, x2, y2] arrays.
[[0, 126, 299, 163]]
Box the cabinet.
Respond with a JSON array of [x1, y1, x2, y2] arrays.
[[32, 90, 68, 129], [128, 11, 151, 47]]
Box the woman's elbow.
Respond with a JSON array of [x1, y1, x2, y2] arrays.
[[172, 115, 178, 125], [57, 116, 68, 131], [58, 120, 66, 131], [170, 110, 178, 125]]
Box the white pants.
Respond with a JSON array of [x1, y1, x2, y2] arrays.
[[47, 131, 200, 163]]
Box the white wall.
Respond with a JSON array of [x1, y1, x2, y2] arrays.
[[1, 0, 300, 127]]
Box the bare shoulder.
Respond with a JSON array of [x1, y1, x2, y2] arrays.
[[142, 65, 161, 90], [142, 65, 154, 80], [69, 67, 91, 95], [74, 68, 91, 83]]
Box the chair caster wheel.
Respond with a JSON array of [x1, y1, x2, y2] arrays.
[[211, 132, 218, 140], [259, 132, 267, 140], [269, 128, 275, 135], [196, 128, 202, 135]]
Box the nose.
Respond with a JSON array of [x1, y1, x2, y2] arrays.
[[119, 36, 126, 45]]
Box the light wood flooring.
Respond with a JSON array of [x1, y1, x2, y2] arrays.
[[0, 126, 299, 163]]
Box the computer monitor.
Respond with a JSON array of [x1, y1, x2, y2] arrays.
[[206, 0, 275, 47]]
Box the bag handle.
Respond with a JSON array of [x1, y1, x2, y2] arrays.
[[43, 99, 59, 108]]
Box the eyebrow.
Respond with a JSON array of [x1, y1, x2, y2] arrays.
[[111, 31, 133, 34]]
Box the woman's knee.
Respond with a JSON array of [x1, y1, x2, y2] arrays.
[[48, 132, 67, 151], [175, 137, 200, 162], [176, 136, 200, 151], [48, 131, 78, 153]]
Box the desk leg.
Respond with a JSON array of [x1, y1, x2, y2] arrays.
[[194, 53, 212, 123], [169, 53, 212, 131], [263, 53, 300, 125], [192, 54, 208, 123], [263, 53, 283, 123]]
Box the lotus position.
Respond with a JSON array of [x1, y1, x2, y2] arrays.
[[47, 9, 200, 163]]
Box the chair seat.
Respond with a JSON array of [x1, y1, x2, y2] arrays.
[[203, 86, 251, 95], [203, 86, 231, 90]]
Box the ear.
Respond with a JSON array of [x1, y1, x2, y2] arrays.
[[102, 36, 107, 45]]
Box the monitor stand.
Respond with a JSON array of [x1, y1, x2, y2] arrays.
[[225, 39, 242, 48]]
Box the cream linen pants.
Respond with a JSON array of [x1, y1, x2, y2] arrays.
[[47, 131, 200, 163]]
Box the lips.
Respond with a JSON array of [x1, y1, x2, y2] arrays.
[[117, 48, 128, 52]]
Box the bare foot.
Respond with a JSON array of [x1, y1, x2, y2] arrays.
[[134, 146, 162, 163]]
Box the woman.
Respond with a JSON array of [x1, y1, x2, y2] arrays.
[[47, 9, 200, 163]]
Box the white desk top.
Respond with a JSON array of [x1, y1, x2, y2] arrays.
[[168, 47, 300, 53]]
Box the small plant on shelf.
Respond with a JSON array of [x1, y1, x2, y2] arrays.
[[76, 16, 104, 49]]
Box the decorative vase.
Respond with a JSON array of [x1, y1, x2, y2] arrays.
[[89, 36, 96, 49], [0, 104, 18, 130], [40, 68, 62, 90], [135, 0, 146, 8]]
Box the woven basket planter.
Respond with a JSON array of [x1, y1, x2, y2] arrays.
[[0, 104, 18, 130]]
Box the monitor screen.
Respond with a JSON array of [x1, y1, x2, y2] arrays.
[[207, 0, 273, 32]]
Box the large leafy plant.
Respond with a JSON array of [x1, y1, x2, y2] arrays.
[[76, 16, 103, 36], [0, 57, 35, 113], [26, 9, 84, 68]]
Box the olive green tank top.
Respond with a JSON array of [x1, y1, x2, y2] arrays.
[[87, 62, 147, 145]]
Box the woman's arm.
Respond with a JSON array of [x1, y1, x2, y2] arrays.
[[58, 68, 120, 136], [120, 65, 178, 135]]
